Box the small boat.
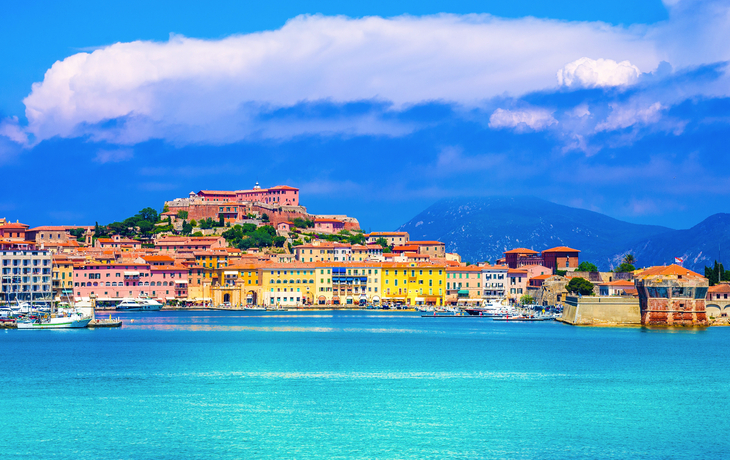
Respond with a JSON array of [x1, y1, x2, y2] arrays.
[[17, 311, 91, 329]]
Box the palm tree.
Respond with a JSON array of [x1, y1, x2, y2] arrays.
[[623, 254, 636, 265]]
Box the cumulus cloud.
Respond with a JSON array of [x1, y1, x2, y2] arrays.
[[489, 108, 557, 131], [557, 57, 641, 88], [595, 102, 665, 132], [22, 14, 661, 145]]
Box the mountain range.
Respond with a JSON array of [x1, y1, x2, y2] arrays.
[[397, 196, 730, 272]]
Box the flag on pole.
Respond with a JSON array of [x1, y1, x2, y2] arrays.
[[675, 257, 684, 264]]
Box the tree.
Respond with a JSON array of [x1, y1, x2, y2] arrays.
[[566, 277, 594, 295], [163, 204, 170, 213], [137, 207, 158, 223], [182, 220, 193, 235], [623, 254, 636, 265], [190, 219, 197, 227], [705, 261, 730, 286], [261, 213, 270, 223], [520, 294, 535, 305], [177, 210, 188, 220], [577, 261, 598, 272], [615, 263, 635, 273]]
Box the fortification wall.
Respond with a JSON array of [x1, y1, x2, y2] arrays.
[[561, 296, 641, 325]]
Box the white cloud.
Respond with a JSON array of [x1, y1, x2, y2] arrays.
[[93, 148, 134, 164], [557, 57, 641, 88], [595, 102, 665, 132], [489, 108, 557, 131], [22, 14, 661, 145], [0, 117, 29, 146]]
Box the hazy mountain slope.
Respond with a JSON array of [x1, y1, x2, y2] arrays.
[[397, 196, 677, 270]]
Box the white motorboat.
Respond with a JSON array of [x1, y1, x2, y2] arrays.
[[116, 297, 163, 311]]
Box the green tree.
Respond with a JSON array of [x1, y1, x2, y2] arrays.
[[261, 213, 270, 223], [566, 277, 594, 296], [182, 220, 193, 235], [705, 261, 730, 286], [136, 207, 158, 223], [177, 210, 188, 220], [163, 204, 170, 213], [577, 261, 598, 272], [623, 254, 636, 265], [615, 263, 635, 273], [520, 294, 535, 305], [190, 219, 197, 227]]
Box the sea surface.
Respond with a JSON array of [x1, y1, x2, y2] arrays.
[[1, 310, 728, 459]]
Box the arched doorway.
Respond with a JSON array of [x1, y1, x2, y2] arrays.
[[247, 291, 257, 306], [223, 293, 231, 304], [318, 295, 326, 305]]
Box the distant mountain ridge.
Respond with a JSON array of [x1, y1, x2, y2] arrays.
[[397, 196, 730, 272]]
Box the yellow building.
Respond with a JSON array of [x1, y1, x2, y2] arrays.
[[316, 262, 382, 306], [52, 256, 75, 301], [381, 262, 446, 307], [193, 250, 229, 269], [260, 263, 316, 307]]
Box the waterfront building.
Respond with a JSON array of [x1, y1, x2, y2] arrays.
[[314, 263, 333, 305], [635, 264, 709, 326], [260, 263, 316, 307], [323, 262, 381, 306], [507, 268, 528, 303], [482, 264, 508, 299], [542, 246, 580, 272], [73, 261, 187, 301], [381, 262, 446, 307], [445, 266, 483, 306], [52, 255, 75, 301], [0, 249, 52, 303], [706, 283, 730, 318]]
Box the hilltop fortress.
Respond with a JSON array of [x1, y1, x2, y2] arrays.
[[163, 182, 360, 232]]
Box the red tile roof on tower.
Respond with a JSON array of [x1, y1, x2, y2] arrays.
[[542, 246, 581, 253], [504, 248, 538, 254], [636, 264, 703, 279]]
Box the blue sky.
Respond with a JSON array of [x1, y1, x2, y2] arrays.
[[1, 0, 729, 231]]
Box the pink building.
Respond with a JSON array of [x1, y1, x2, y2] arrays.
[[74, 262, 188, 301], [314, 218, 345, 234], [95, 235, 141, 250], [507, 268, 529, 302], [155, 236, 227, 253], [236, 184, 299, 206]]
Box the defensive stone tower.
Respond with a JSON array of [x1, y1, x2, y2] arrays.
[[635, 265, 709, 326]]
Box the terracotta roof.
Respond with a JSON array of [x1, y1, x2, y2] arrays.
[[408, 241, 445, 246], [530, 274, 552, 280], [709, 284, 730, 293], [504, 248, 538, 254], [143, 255, 175, 262], [542, 246, 581, 253], [199, 190, 236, 195], [601, 280, 635, 286], [269, 185, 299, 191], [508, 269, 528, 274], [636, 264, 704, 279]]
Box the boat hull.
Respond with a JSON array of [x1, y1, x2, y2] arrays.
[[17, 318, 92, 329]]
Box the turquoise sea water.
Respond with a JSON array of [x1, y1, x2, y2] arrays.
[[1, 311, 728, 459]]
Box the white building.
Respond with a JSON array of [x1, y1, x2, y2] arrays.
[[0, 249, 53, 303], [482, 265, 508, 299]]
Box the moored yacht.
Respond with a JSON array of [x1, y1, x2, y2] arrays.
[[116, 297, 163, 311]]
